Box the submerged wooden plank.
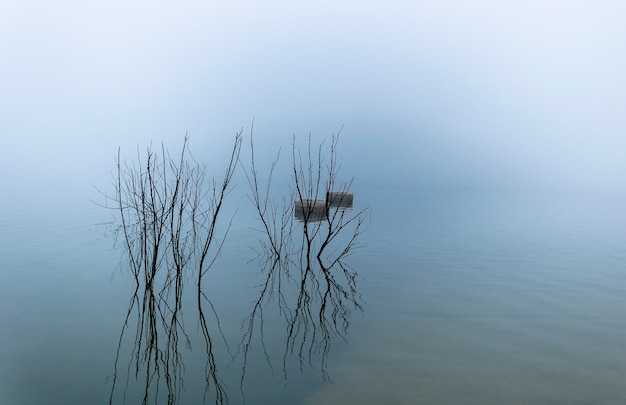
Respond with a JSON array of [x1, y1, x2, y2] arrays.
[[294, 199, 328, 221], [326, 191, 353, 208]]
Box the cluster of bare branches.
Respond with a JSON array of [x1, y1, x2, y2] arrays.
[[109, 133, 241, 287], [101, 128, 368, 403], [242, 128, 294, 263], [239, 129, 369, 384], [292, 132, 368, 266], [102, 133, 241, 405]]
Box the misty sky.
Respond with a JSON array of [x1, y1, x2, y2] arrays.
[[1, 1, 625, 192]]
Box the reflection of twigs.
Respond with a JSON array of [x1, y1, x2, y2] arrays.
[[108, 281, 188, 405], [280, 256, 359, 381], [237, 257, 281, 393], [197, 289, 229, 405], [242, 129, 369, 385], [106, 133, 241, 404], [109, 285, 139, 405]]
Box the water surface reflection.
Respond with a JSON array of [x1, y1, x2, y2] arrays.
[[104, 133, 368, 404]]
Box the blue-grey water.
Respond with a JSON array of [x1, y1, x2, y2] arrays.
[[2, 181, 626, 404]]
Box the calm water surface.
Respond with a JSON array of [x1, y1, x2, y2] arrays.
[[2, 184, 626, 404]]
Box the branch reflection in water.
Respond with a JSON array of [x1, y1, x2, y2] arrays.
[[240, 130, 369, 391], [105, 134, 241, 405], [102, 129, 368, 404]]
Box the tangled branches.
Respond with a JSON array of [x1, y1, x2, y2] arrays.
[[103, 133, 241, 405], [240, 129, 369, 384]]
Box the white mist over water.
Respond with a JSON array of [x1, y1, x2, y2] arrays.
[[2, 2, 626, 404], [1, 1, 626, 193]]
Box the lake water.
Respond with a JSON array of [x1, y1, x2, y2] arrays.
[[2, 179, 626, 404]]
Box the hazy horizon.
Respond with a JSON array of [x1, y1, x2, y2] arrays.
[[2, 1, 625, 193], [3, 3, 626, 403]]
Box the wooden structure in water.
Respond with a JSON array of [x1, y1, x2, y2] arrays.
[[326, 191, 353, 208], [294, 192, 354, 222]]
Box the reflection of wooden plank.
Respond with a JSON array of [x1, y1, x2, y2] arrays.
[[294, 199, 328, 221], [326, 192, 353, 207]]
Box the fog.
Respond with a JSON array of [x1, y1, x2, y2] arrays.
[[1, 1, 625, 193]]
